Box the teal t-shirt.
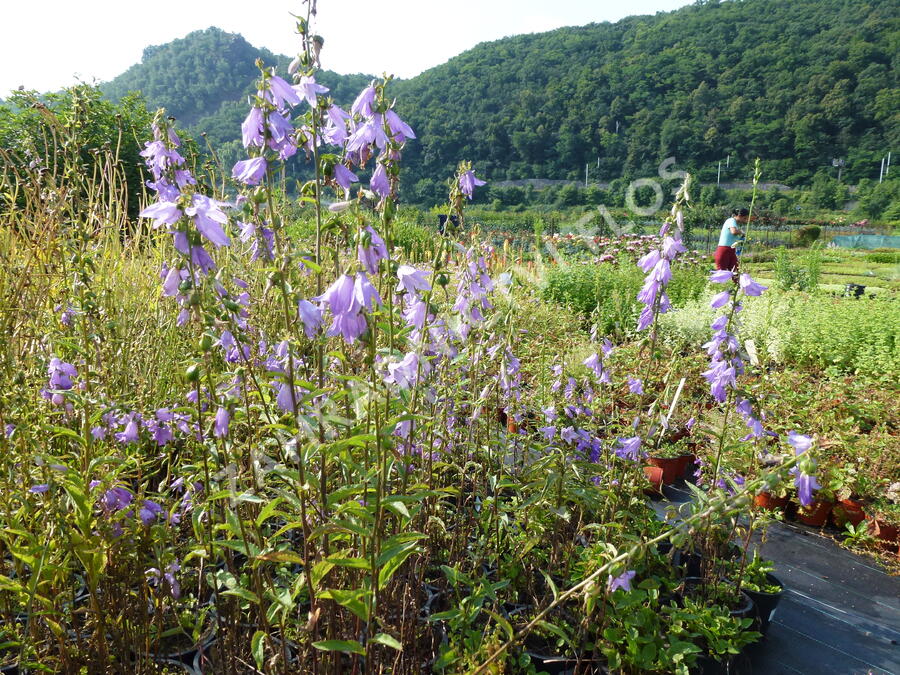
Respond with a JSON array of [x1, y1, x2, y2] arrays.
[[718, 217, 743, 247]]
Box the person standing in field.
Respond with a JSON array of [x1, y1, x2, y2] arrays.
[[715, 207, 748, 271]]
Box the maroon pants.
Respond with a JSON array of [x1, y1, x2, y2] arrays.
[[715, 246, 739, 271]]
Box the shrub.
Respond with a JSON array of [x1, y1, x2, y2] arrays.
[[774, 245, 822, 291], [541, 258, 707, 339], [865, 251, 900, 265], [796, 225, 821, 246], [659, 291, 900, 378]]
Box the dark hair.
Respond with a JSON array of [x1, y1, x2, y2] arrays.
[[731, 207, 750, 217]]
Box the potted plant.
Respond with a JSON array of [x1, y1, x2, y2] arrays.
[[830, 465, 875, 528], [664, 597, 760, 674], [723, 552, 785, 635], [867, 491, 900, 553], [648, 438, 696, 485], [794, 466, 836, 527]]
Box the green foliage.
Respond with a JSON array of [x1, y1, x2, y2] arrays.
[[796, 225, 821, 246], [865, 250, 900, 264], [0, 84, 154, 219], [809, 172, 848, 210], [856, 179, 900, 220], [392, 0, 898, 195], [541, 260, 707, 339], [774, 245, 822, 291], [660, 291, 900, 378]]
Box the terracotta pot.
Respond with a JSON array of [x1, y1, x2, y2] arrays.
[[753, 492, 789, 511], [832, 498, 868, 528], [643, 465, 664, 494], [867, 519, 900, 552], [648, 456, 683, 484], [795, 499, 834, 527]]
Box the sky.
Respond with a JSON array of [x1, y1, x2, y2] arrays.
[[0, 0, 692, 97]]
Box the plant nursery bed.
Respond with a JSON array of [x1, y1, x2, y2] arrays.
[[656, 484, 900, 674]]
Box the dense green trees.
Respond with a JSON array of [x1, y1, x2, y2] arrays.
[[392, 0, 897, 198], [11, 1, 897, 212], [0, 85, 154, 218]]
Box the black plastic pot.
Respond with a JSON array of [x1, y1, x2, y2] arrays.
[[741, 572, 784, 634], [845, 283, 865, 298], [681, 577, 756, 622], [693, 653, 732, 674]]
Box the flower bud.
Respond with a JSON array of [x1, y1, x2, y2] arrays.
[[185, 364, 202, 382]]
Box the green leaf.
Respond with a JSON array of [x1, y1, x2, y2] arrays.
[[377, 541, 422, 589], [312, 639, 365, 655], [371, 633, 402, 651], [255, 497, 284, 527], [251, 630, 265, 670], [222, 587, 260, 604], [256, 550, 305, 565], [319, 588, 370, 621]]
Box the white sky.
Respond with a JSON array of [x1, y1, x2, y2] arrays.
[[0, 0, 691, 97]]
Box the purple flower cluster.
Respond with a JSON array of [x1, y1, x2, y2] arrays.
[[635, 218, 687, 332], [786, 432, 820, 506], [453, 246, 494, 339], [316, 272, 382, 344], [140, 121, 231, 282], [43, 357, 78, 407], [701, 271, 768, 405]]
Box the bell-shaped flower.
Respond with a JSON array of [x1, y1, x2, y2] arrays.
[[354, 272, 382, 311], [739, 273, 768, 297], [370, 163, 391, 197], [396, 265, 431, 296], [298, 300, 323, 338], [241, 106, 265, 148], [294, 75, 328, 108], [185, 194, 230, 248], [334, 163, 358, 191], [385, 109, 415, 142], [265, 75, 301, 109], [710, 290, 731, 309], [140, 200, 182, 227], [459, 169, 486, 199], [319, 274, 358, 316], [351, 85, 377, 117], [232, 157, 267, 185], [357, 225, 388, 274]]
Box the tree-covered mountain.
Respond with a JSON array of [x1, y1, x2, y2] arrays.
[[102, 27, 372, 147], [98, 0, 898, 203], [392, 0, 898, 202]]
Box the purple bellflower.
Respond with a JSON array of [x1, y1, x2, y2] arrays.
[[608, 570, 636, 592], [232, 157, 268, 185], [459, 170, 486, 199]]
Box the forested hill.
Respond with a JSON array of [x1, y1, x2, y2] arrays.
[[101, 27, 372, 138], [393, 0, 898, 200], [101, 0, 898, 200]]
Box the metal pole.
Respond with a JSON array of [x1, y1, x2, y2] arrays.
[[585, 163, 589, 187], [887, 152, 892, 177], [717, 161, 721, 186], [880, 157, 885, 183]]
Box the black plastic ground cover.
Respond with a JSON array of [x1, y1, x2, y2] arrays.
[[654, 485, 900, 674]]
